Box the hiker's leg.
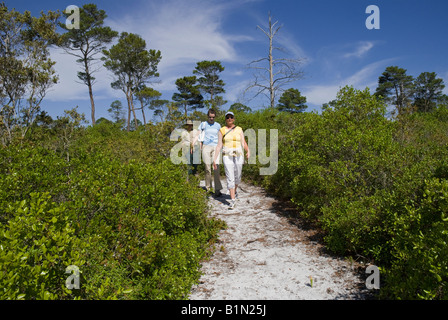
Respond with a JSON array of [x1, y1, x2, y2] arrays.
[[211, 148, 222, 193], [234, 154, 243, 187], [202, 145, 213, 191], [223, 155, 236, 200]]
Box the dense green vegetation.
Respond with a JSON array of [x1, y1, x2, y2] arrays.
[[0, 120, 223, 299], [234, 86, 448, 300]]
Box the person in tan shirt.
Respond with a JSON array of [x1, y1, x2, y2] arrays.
[[182, 119, 200, 175]]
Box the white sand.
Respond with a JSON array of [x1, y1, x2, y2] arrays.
[[189, 180, 371, 300]]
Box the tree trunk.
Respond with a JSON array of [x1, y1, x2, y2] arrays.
[[140, 99, 147, 126], [126, 92, 132, 132], [84, 59, 96, 125], [130, 95, 138, 129], [269, 17, 275, 109], [89, 84, 95, 126]]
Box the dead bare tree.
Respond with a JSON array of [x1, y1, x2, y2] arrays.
[[245, 12, 305, 109]]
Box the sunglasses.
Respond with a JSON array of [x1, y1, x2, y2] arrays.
[[226, 115, 234, 119]]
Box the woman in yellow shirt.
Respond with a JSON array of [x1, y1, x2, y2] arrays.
[[213, 111, 250, 209]]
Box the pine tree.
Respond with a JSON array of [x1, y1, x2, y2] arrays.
[[59, 4, 118, 125]]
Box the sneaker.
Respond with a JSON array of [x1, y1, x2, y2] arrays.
[[228, 199, 235, 209]]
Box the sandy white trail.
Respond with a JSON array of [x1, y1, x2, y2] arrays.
[[189, 180, 371, 300]]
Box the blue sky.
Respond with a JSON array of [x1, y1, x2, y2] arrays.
[[5, 0, 448, 122]]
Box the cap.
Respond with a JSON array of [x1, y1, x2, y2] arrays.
[[185, 119, 193, 125], [225, 111, 234, 117]]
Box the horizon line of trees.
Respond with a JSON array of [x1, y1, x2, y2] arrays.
[[2, 2, 447, 145], [1, 3, 311, 142], [323, 66, 448, 116]]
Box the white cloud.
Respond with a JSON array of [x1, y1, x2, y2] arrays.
[[225, 79, 253, 105], [302, 84, 340, 106], [46, 48, 121, 102], [45, 0, 254, 104], [106, 0, 253, 92], [317, 41, 377, 66], [303, 58, 396, 106], [45, 48, 85, 102], [343, 41, 375, 59], [345, 59, 392, 88]]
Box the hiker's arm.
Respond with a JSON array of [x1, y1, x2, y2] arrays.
[[192, 130, 199, 146], [241, 131, 250, 159], [213, 131, 223, 170]]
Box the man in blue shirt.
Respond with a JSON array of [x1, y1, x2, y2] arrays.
[[197, 109, 222, 196]]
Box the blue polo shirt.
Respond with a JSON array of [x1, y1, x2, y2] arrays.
[[198, 121, 221, 147]]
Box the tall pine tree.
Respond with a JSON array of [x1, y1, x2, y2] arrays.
[[102, 32, 161, 131], [193, 60, 225, 109], [59, 4, 118, 125], [375, 66, 414, 115]]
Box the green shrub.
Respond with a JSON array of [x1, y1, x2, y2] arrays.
[[0, 145, 68, 213], [0, 127, 221, 299], [241, 87, 448, 299], [384, 178, 448, 299], [0, 193, 88, 300]]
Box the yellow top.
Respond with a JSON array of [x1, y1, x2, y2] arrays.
[[220, 126, 243, 149]]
